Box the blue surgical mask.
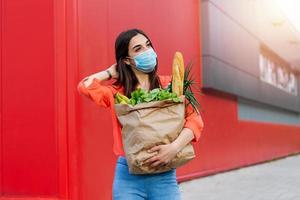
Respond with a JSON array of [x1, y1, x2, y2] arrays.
[[128, 48, 157, 73]]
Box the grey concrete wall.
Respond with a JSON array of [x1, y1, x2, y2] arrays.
[[201, 0, 300, 113]]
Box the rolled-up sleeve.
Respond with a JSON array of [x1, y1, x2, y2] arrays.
[[183, 102, 204, 143], [77, 76, 113, 108]]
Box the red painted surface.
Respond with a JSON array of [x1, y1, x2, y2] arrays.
[[1, 0, 59, 198], [1, 0, 300, 200], [187, 89, 300, 181]]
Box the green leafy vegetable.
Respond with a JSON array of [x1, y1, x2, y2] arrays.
[[126, 88, 182, 106]]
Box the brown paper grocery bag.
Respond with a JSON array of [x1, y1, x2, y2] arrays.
[[114, 95, 195, 174]]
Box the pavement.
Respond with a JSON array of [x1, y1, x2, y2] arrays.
[[179, 153, 300, 200]]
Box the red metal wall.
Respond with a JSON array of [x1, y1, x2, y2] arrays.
[[0, 0, 59, 198], [1, 0, 300, 200]]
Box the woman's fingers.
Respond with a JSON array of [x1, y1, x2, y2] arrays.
[[150, 158, 169, 168], [144, 155, 156, 164], [151, 160, 162, 167]]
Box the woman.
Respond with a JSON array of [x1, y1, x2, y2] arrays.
[[77, 28, 204, 200]]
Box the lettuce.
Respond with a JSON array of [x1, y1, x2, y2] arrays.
[[128, 88, 181, 106]]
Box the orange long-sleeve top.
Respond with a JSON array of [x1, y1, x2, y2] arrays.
[[77, 74, 204, 156]]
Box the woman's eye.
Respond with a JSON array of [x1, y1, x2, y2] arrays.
[[134, 44, 150, 52]]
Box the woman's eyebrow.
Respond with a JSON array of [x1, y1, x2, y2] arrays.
[[132, 40, 150, 49]]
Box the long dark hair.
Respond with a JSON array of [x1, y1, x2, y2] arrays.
[[113, 28, 161, 97]]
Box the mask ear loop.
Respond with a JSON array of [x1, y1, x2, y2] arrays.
[[124, 56, 137, 68]]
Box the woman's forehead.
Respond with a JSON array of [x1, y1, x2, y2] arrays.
[[129, 34, 149, 49]]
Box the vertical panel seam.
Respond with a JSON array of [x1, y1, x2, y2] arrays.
[[0, 0, 3, 195]]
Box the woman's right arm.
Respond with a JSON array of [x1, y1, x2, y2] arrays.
[[82, 63, 118, 87], [77, 63, 119, 108]]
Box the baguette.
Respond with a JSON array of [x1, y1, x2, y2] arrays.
[[172, 52, 185, 96]]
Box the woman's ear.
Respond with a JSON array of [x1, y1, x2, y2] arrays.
[[123, 58, 131, 65]]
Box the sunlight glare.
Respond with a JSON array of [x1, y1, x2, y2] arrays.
[[276, 0, 300, 33]]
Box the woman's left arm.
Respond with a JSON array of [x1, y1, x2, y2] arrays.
[[145, 102, 204, 167], [171, 128, 195, 153], [172, 103, 204, 151]]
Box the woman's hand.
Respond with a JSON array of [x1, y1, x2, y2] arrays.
[[107, 63, 119, 79], [144, 143, 179, 168]]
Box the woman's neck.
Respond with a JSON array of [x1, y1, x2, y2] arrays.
[[132, 68, 150, 90]]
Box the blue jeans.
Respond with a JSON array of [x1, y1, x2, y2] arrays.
[[112, 156, 182, 200]]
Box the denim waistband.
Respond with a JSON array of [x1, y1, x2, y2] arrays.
[[116, 156, 176, 174], [117, 156, 128, 165]]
